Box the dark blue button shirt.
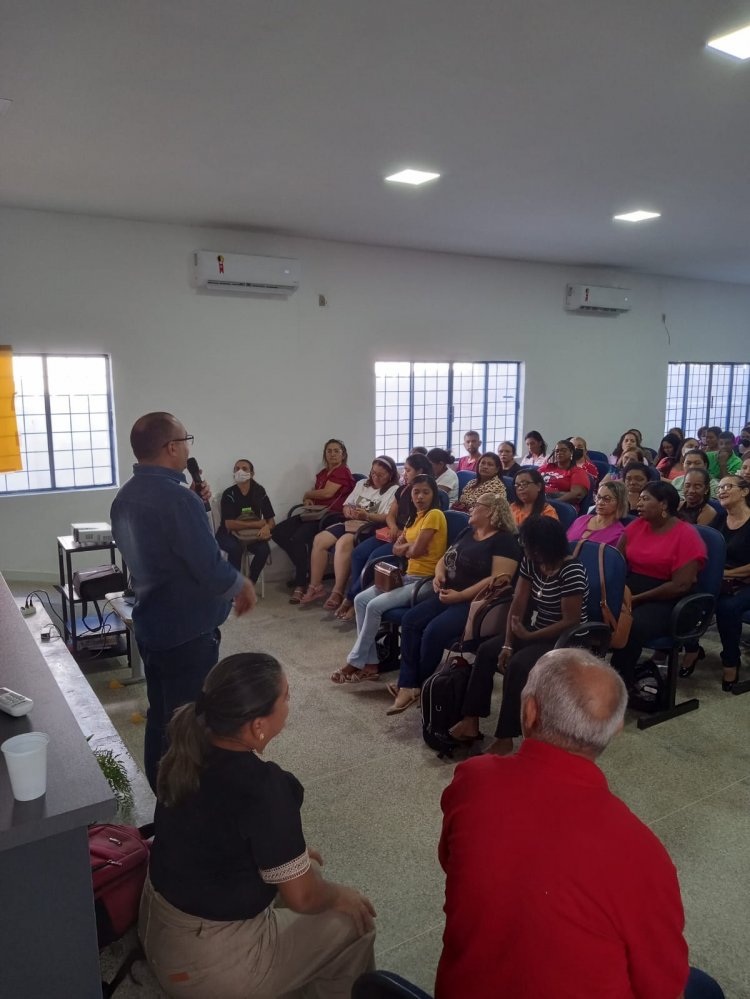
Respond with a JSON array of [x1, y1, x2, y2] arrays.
[[111, 465, 244, 651]]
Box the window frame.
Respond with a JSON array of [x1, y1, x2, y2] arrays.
[[665, 361, 750, 436], [375, 360, 522, 462], [0, 352, 117, 496]]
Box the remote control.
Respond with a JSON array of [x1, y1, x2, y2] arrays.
[[0, 688, 34, 717]]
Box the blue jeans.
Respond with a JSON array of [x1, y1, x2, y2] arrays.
[[140, 629, 221, 790], [715, 584, 750, 668], [347, 539, 394, 600], [347, 577, 429, 668], [685, 966, 725, 999], [398, 591, 471, 688]]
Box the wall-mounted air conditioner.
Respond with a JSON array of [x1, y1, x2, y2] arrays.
[[191, 251, 300, 296], [565, 284, 632, 315]]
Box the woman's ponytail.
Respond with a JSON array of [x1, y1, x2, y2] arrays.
[[157, 702, 211, 807]]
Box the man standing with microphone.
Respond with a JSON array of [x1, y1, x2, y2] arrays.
[[111, 411, 256, 790]]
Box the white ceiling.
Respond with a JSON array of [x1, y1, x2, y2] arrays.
[[2, 0, 750, 283]]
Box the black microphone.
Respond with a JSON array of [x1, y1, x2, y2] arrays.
[[186, 457, 211, 511]]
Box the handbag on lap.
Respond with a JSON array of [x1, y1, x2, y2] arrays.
[[374, 562, 403, 592]]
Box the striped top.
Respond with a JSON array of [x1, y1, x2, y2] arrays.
[[519, 556, 589, 630]]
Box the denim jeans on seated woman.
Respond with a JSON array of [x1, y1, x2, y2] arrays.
[[346, 577, 430, 669], [347, 539, 394, 601]]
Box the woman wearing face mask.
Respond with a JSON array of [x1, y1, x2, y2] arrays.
[[677, 468, 718, 527], [271, 440, 355, 604], [451, 452, 506, 511], [331, 475, 447, 683], [569, 436, 599, 481], [216, 459, 275, 583]]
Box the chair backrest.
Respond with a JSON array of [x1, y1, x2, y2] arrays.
[[592, 459, 611, 482], [444, 509, 469, 544], [642, 447, 658, 462], [707, 498, 726, 519], [581, 474, 596, 511], [437, 489, 449, 511], [645, 464, 661, 482], [456, 470, 475, 497], [352, 472, 367, 482], [547, 499, 577, 531], [694, 525, 726, 597], [502, 475, 516, 503], [571, 540, 627, 621], [588, 449, 609, 463]]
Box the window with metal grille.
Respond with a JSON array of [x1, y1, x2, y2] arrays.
[[665, 362, 750, 436], [0, 354, 116, 494], [374, 361, 521, 463]]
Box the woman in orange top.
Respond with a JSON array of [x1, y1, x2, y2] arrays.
[[510, 469, 560, 526]]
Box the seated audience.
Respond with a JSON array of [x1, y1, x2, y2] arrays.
[[701, 426, 721, 452], [331, 475, 447, 683], [668, 425, 685, 441], [300, 457, 399, 608], [457, 430, 481, 472], [437, 649, 724, 999], [510, 468, 559, 526], [678, 467, 718, 527], [272, 439, 354, 604], [140, 653, 375, 998], [738, 423, 750, 456], [603, 444, 649, 481], [538, 439, 590, 511], [427, 448, 459, 503], [497, 440, 521, 478], [567, 480, 628, 546], [666, 436, 700, 482], [451, 451, 506, 511], [623, 462, 649, 514], [673, 449, 719, 498], [741, 454, 750, 485], [608, 429, 642, 465], [569, 435, 599, 481], [521, 430, 547, 467], [215, 458, 275, 583], [337, 453, 433, 621], [611, 482, 706, 693], [387, 493, 521, 713], [714, 475, 750, 691], [707, 431, 742, 480], [449, 517, 588, 752], [656, 432, 683, 478]]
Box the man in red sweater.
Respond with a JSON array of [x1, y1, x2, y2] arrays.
[[437, 649, 723, 999]]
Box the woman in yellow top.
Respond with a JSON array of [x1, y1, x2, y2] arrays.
[[332, 475, 447, 683]]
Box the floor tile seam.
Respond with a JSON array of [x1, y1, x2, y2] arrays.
[[646, 775, 750, 828], [376, 920, 445, 956]]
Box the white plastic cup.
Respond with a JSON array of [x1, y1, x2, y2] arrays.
[[1, 732, 49, 801]]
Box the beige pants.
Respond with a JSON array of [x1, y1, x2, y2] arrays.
[[139, 877, 375, 999]]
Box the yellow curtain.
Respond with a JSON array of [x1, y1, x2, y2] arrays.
[[0, 346, 22, 473]]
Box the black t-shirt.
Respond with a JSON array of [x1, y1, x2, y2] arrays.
[[443, 527, 521, 591], [220, 481, 275, 528], [719, 516, 750, 570], [149, 748, 306, 920]]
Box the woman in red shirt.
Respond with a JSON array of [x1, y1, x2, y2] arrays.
[[271, 439, 355, 603], [611, 481, 706, 695], [538, 440, 591, 512]]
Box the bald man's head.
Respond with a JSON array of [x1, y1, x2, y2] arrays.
[[521, 649, 627, 759], [130, 412, 184, 464]]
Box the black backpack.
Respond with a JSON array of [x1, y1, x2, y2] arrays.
[[420, 656, 470, 758]]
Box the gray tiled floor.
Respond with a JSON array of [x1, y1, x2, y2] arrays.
[[13, 580, 750, 997]]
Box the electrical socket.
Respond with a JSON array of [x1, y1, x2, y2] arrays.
[[21, 605, 36, 617], [41, 629, 51, 643]]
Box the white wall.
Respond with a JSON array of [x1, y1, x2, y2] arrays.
[[2, 206, 749, 579]]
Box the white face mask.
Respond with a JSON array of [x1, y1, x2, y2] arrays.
[[234, 470, 252, 483]]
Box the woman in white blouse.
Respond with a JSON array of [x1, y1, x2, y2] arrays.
[[521, 431, 547, 467], [427, 448, 459, 503]]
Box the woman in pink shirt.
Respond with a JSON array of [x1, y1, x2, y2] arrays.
[[610, 481, 706, 698], [567, 481, 628, 547]]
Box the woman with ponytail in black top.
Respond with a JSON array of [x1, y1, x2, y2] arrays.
[[140, 653, 375, 998]]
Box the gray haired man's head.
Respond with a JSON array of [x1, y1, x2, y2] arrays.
[[521, 648, 627, 759]]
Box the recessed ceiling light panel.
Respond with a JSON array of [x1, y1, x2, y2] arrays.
[[707, 24, 750, 60], [385, 169, 440, 186], [613, 210, 661, 223]]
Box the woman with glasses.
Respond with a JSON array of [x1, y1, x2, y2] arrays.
[[566, 481, 629, 546], [510, 469, 559, 526], [271, 440, 355, 604], [714, 476, 750, 691], [538, 439, 591, 512]]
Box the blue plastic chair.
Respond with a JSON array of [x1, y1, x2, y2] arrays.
[[547, 499, 578, 532], [645, 464, 661, 482], [502, 475, 516, 503], [557, 541, 627, 651], [456, 470, 475, 498], [592, 459, 611, 482], [588, 449, 609, 463], [638, 525, 726, 729]]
